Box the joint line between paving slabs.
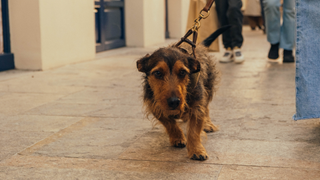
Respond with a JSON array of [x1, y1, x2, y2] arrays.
[[17, 117, 101, 156]]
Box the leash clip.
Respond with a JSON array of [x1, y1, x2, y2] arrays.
[[199, 10, 210, 19]]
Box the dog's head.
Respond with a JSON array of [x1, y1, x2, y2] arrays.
[[137, 47, 200, 117]]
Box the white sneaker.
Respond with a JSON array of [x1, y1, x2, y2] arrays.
[[219, 48, 233, 63], [233, 47, 244, 63]]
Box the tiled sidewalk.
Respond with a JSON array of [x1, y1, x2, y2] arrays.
[[0, 27, 319, 179]]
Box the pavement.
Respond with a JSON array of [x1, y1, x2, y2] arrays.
[[0, 26, 319, 180]]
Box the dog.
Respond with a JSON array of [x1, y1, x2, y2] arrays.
[[136, 26, 229, 161]]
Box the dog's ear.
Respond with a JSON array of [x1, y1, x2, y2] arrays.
[[188, 57, 200, 73], [137, 54, 150, 73]]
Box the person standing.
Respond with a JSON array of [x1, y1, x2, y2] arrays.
[[263, 0, 295, 62], [215, 0, 245, 64]]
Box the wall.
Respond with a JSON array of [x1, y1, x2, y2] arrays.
[[168, 0, 190, 38], [125, 0, 165, 47], [9, 0, 42, 70], [8, 0, 190, 70], [9, 0, 95, 70]]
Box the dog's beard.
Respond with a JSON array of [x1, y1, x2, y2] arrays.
[[167, 109, 181, 115], [161, 101, 187, 118], [147, 96, 187, 119]]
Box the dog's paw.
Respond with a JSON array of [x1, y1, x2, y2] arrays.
[[203, 122, 219, 133], [191, 154, 208, 161], [174, 141, 186, 148], [171, 139, 187, 148], [188, 145, 208, 161]]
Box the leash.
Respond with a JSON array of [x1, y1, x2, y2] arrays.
[[175, 0, 215, 59], [175, 0, 215, 89]]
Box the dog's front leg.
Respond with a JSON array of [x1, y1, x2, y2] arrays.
[[187, 112, 208, 161], [159, 117, 187, 148]]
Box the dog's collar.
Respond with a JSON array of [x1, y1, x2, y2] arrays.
[[190, 72, 200, 89]]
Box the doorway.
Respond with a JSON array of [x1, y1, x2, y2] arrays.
[[0, 0, 14, 72], [95, 0, 125, 52]]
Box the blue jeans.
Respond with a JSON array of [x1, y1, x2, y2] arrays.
[[262, 0, 295, 50], [294, 0, 320, 120]]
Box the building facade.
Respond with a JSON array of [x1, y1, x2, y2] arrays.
[[1, 0, 190, 71]]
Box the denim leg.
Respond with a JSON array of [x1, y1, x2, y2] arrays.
[[280, 0, 295, 50], [215, 0, 232, 49], [294, 0, 320, 120], [263, 0, 281, 44], [227, 0, 243, 48]]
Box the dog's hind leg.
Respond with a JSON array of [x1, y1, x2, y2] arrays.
[[203, 106, 219, 133], [159, 117, 187, 148]]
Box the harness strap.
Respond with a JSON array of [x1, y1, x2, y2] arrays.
[[175, 0, 215, 58]]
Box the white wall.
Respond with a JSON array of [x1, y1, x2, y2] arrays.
[[125, 0, 165, 47], [9, 0, 95, 70], [9, 0, 42, 70], [168, 0, 190, 38]]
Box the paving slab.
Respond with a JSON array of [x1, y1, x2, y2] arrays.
[[0, 26, 319, 179], [0, 131, 52, 161], [0, 93, 65, 116], [0, 115, 82, 133], [0, 156, 222, 180], [27, 117, 151, 159], [0, 74, 85, 94], [218, 165, 320, 180]]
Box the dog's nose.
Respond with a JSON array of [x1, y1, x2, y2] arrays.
[[167, 97, 180, 109]]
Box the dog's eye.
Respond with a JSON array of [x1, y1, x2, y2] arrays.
[[179, 70, 187, 78], [153, 71, 163, 79]]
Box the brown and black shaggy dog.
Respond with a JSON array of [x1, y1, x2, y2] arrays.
[[136, 27, 229, 161]]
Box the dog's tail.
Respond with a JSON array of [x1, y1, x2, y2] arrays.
[[202, 25, 231, 47]]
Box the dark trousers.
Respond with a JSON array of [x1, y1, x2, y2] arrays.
[[260, 0, 265, 26], [215, 0, 243, 49]]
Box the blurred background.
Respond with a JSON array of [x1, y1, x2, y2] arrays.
[[0, 0, 265, 72]]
